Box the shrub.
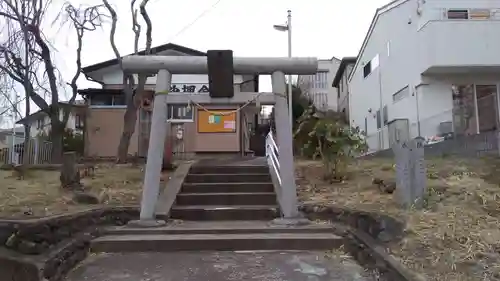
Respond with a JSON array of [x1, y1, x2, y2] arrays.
[[294, 105, 367, 181]]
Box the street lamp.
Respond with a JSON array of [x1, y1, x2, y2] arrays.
[[273, 10, 293, 127]]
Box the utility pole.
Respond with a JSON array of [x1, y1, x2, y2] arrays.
[[273, 10, 293, 128]]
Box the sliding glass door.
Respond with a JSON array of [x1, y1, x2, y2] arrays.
[[452, 84, 499, 136], [475, 85, 498, 132]]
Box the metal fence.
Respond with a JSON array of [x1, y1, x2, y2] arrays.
[[364, 107, 500, 158], [0, 137, 53, 165]]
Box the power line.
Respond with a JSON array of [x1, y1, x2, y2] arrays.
[[168, 0, 224, 42]]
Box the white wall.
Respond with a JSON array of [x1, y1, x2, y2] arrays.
[[297, 58, 341, 111], [417, 0, 500, 73], [350, 0, 500, 152], [28, 111, 78, 138], [350, 0, 421, 151]]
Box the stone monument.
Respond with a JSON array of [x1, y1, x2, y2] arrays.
[[392, 137, 426, 209]]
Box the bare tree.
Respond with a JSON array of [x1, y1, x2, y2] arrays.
[[0, 0, 48, 164], [102, 0, 152, 163], [59, 2, 106, 128], [0, 0, 105, 163]]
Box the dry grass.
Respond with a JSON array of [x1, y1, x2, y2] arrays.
[[0, 163, 171, 219], [296, 156, 500, 281]]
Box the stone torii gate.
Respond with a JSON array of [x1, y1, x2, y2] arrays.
[[121, 55, 319, 226]]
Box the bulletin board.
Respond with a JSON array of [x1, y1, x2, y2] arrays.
[[197, 109, 237, 133]]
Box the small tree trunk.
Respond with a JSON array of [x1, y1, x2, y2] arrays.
[[116, 105, 138, 163], [60, 151, 82, 190], [22, 124, 30, 165], [50, 119, 64, 163]]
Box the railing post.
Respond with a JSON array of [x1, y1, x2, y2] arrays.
[[271, 71, 302, 221]]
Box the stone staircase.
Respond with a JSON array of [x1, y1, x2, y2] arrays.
[[91, 161, 343, 252], [170, 165, 279, 221]]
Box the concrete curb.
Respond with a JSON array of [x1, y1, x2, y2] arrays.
[[299, 204, 425, 281], [0, 207, 141, 281], [155, 160, 196, 218], [346, 228, 426, 281]]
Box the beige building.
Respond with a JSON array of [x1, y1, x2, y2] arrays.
[[79, 43, 263, 159]]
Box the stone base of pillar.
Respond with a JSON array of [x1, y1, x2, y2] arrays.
[[126, 219, 167, 228], [269, 217, 310, 226]]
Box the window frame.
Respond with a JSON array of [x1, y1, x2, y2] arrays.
[[75, 114, 84, 129], [140, 104, 194, 123], [363, 62, 371, 78], [36, 118, 44, 129], [447, 9, 469, 19], [89, 94, 127, 108], [168, 104, 194, 123], [392, 85, 410, 103], [376, 110, 381, 129]]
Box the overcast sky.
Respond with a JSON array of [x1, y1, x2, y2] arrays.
[[2, 0, 391, 126]]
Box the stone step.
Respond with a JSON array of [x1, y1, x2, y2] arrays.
[[102, 221, 336, 235], [91, 233, 344, 253], [170, 205, 279, 221], [185, 173, 271, 183], [181, 182, 274, 193], [189, 165, 269, 175], [176, 192, 277, 206]]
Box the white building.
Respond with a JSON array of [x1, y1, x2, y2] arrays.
[[297, 57, 340, 111], [349, 0, 500, 152], [333, 57, 357, 122], [16, 101, 85, 137]]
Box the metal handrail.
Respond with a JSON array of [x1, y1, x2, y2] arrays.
[[242, 115, 249, 156], [265, 130, 281, 185]]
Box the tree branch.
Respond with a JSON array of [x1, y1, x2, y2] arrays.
[[131, 0, 140, 53], [102, 0, 122, 68]]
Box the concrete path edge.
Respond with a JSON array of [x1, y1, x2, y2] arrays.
[[346, 227, 426, 281]]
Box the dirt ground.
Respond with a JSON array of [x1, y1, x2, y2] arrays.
[[296, 156, 500, 281], [0, 163, 171, 219]]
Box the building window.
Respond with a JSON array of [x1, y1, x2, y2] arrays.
[[89, 94, 126, 106], [314, 72, 327, 89], [167, 104, 194, 122], [376, 110, 381, 129], [36, 118, 44, 129], [447, 9, 468, 19], [363, 62, 371, 78], [90, 94, 112, 106], [75, 114, 84, 129], [112, 94, 126, 105], [383, 105, 388, 125], [139, 104, 194, 123], [363, 54, 379, 78], [392, 86, 410, 103], [470, 9, 490, 19]]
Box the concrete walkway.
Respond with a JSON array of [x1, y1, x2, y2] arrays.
[[65, 251, 377, 281]]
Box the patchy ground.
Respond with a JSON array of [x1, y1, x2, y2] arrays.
[[0, 164, 171, 219], [296, 156, 500, 281], [66, 250, 378, 281]]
